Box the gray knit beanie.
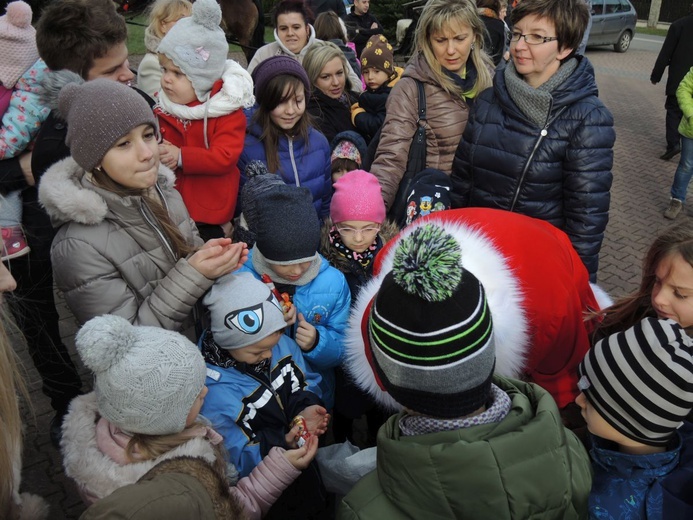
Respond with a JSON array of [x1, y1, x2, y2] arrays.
[[203, 272, 287, 350], [253, 184, 320, 264], [156, 0, 228, 101], [76, 315, 207, 435], [369, 225, 495, 418], [59, 78, 158, 172]]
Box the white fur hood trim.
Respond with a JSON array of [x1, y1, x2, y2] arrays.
[[345, 216, 529, 412], [60, 393, 218, 503], [39, 157, 176, 227]]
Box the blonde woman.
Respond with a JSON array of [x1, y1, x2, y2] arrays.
[[136, 0, 192, 98], [370, 0, 493, 209]]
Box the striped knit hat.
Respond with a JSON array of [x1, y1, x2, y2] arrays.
[[368, 224, 495, 418], [578, 317, 693, 447]]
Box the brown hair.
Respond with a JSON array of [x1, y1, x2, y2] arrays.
[[414, 0, 493, 98], [91, 157, 194, 259], [273, 0, 313, 26], [595, 219, 693, 338], [314, 11, 347, 43], [36, 0, 128, 79], [510, 0, 589, 53], [331, 158, 359, 175], [252, 75, 311, 173]]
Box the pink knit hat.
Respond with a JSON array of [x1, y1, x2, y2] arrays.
[[0, 1, 38, 88], [331, 170, 385, 224]]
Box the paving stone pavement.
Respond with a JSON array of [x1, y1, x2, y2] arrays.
[[13, 40, 680, 519]]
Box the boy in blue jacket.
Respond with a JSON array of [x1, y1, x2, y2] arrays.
[[237, 178, 350, 410], [576, 317, 693, 520]]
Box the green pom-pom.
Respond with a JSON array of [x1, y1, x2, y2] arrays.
[[392, 225, 462, 302]]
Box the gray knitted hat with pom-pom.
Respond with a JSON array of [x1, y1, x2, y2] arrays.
[[76, 315, 207, 435], [156, 0, 228, 101], [368, 224, 495, 418]]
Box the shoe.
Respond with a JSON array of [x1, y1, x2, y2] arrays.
[[664, 199, 683, 220], [1, 226, 30, 260], [660, 145, 682, 161]]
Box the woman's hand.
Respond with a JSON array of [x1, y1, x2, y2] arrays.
[[282, 435, 318, 470], [19, 151, 34, 187], [158, 140, 180, 170], [189, 240, 248, 279], [299, 405, 330, 436]]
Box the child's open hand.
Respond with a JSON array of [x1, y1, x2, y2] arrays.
[[296, 313, 317, 351], [158, 140, 180, 170], [189, 240, 247, 279], [299, 405, 330, 436], [283, 435, 318, 470]]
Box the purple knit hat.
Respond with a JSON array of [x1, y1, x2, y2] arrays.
[[251, 56, 311, 100], [331, 169, 385, 224]]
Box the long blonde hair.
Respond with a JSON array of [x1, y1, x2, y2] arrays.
[[0, 312, 30, 518], [302, 40, 354, 93], [414, 0, 493, 97]]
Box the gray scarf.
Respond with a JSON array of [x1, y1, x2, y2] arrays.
[[251, 247, 322, 286], [504, 58, 578, 127]]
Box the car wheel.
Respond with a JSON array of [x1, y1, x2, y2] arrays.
[[614, 30, 632, 53]]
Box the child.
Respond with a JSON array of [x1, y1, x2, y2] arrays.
[[350, 34, 403, 143], [199, 272, 329, 518], [320, 169, 396, 445], [594, 219, 693, 339], [61, 314, 318, 520], [237, 180, 351, 410], [136, 0, 192, 98], [576, 317, 693, 519], [0, 1, 50, 260], [238, 56, 332, 219], [330, 130, 367, 183], [338, 223, 592, 518], [155, 0, 255, 241]]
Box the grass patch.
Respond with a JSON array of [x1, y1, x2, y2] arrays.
[[636, 27, 668, 37], [126, 15, 275, 56]]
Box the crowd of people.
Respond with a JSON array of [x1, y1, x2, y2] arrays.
[[1, 0, 692, 518]]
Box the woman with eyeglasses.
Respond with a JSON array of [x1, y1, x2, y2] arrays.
[[451, 0, 615, 283]]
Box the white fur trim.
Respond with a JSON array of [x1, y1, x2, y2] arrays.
[[60, 393, 218, 503], [16, 493, 50, 520], [590, 282, 613, 310], [345, 215, 529, 410]]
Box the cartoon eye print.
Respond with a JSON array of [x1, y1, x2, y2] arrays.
[[224, 295, 277, 334]]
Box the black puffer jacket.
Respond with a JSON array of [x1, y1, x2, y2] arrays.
[[450, 56, 614, 279]]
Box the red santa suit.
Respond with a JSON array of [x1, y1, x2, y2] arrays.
[[346, 208, 611, 410]]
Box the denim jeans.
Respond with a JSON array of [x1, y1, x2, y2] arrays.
[[670, 136, 693, 201]]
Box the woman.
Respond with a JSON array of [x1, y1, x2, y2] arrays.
[[38, 76, 246, 330], [450, 0, 615, 282], [303, 41, 360, 144], [477, 0, 507, 66], [370, 0, 493, 210], [247, 0, 362, 92], [313, 11, 361, 78]]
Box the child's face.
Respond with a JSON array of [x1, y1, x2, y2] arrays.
[[99, 124, 160, 189], [159, 54, 197, 105], [335, 220, 381, 253], [229, 330, 282, 364], [185, 385, 208, 427], [363, 68, 390, 91], [651, 252, 693, 328], [575, 392, 621, 442], [269, 261, 313, 282], [270, 83, 306, 132], [332, 168, 348, 184]]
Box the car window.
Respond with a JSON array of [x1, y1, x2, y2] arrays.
[[592, 0, 604, 15], [604, 0, 618, 13], [619, 0, 631, 12]]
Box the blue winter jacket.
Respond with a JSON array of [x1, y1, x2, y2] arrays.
[[450, 56, 615, 280], [588, 423, 693, 519], [237, 248, 351, 409], [238, 117, 332, 218], [200, 333, 324, 478]]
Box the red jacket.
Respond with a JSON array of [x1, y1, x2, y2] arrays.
[[348, 208, 608, 410], [155, 80, 246, 225]]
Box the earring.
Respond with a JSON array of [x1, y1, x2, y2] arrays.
[[471, 43, 475, 51], [95, 166, 103, 173]]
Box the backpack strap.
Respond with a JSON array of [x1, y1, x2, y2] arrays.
[[415, 79, 426, 123]]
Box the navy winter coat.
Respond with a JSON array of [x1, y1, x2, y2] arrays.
[[238, 120, 332, 218], [450, 57, 614, 279]]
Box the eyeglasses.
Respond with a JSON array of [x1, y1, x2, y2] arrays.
[[510, 32, 559, 45], [336, 225, 381, 237]]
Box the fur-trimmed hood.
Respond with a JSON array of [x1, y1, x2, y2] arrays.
[[39, 156, 177, 228], [60, 393, 220, 505], [345, 208, 611, 412]]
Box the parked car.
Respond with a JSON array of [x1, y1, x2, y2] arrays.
[[587, 0, 637, 52]]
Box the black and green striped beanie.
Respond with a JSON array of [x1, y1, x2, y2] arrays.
[[368, 224, 495, 418]]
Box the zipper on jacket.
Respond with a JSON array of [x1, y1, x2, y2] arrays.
[[140, 195, 177, 263], [243, 367, 287, 416], [288, 137, 301, 186], [509, 105, 568, 211]]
